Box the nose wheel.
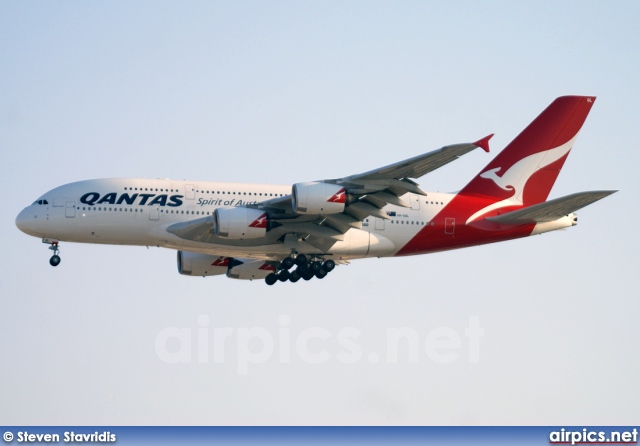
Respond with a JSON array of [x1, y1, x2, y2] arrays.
[[48, 242, 61, 267]]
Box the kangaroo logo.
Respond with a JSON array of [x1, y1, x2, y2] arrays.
[[249, 212, 268, 228], [466, 134, 578, 223], [327, 188, 346, 203], [211, 257, 229, 267]]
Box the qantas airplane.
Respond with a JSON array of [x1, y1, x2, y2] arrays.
[[16, 96, 615, 285]]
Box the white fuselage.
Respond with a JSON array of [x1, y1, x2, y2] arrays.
[[16, 178, 455, 261]]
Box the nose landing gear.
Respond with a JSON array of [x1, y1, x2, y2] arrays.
[[48, 241, 61, 267]]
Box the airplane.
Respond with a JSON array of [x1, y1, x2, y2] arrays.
[[15, 96, 616, 285]]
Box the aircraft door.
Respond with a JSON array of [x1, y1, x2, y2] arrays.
[[410, 195, 420, 210], [185, 184, 195, 200], [445, 218, 455, 234], [65, 201, 76, 218], [375, 218, 385, 230], [149, 207, 159, 220]]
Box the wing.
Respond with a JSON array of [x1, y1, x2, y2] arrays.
[[251, 136, 493, 249], [341, 133, 493, 184], [486, 190, 617, 224], [257, 134, 493, 219]]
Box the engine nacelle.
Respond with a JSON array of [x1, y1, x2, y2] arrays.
[[291, 182, 346, 214], [177, 251, 229, 277], [213, 207, 268, 239], [227, 259, 275, 280]]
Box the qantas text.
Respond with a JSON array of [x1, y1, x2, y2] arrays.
[[80, 192, 184, 207]]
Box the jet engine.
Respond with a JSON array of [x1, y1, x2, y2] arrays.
[[177, 251, 229, 276], [213, 207, 268, 239], [291, 182, 346, 214]]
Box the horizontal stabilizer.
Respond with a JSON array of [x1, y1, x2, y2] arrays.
[[486, 190, 617, 224]]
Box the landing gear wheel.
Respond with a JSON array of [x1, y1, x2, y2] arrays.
[[322, 259, 335, 273], [295, 254, 308, 266], [289, 270, 301, 283], [310, 261, 322, 272], [265, 273, 278, 286], [281, 257, 295, 270], [315, 269, 327, 279], [296, 263, 309, 274], [302, 271, 315, 281], [278, 270, 290, 282], [48, 242, 61, 267]]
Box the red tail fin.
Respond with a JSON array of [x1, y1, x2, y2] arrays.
[[461, 96, 596, 222], [395, 96, 598, 256]]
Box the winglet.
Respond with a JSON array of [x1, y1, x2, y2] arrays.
[[473, 134, 493, 153]]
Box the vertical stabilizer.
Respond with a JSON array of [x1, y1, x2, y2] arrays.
[[461, 96, 596, 223]]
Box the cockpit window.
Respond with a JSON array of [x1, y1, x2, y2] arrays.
[[33, 199, 49, 205]]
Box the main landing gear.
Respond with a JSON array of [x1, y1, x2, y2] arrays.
[[265, 254, 336, 286], [48, 241, 61, 267]]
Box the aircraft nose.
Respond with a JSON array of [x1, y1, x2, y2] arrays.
[[15, 207, 42, 236]]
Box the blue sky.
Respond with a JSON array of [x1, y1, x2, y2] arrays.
[[1, 1, 638, 425]]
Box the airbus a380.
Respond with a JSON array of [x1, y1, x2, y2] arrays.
[[16, 96, 615, 285]]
